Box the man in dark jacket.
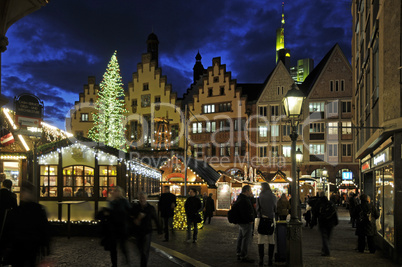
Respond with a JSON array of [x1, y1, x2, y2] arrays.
[[236, 185, 255, 263], [204, 193, 215, 224], [312, 191, 338, 256], [132, 192, 161, 267], [158, 187, 176, 241], [3, 180, 50, 267], [354, 194, 380, 253], [184, 188, 202, 243], [0, 179, 17, 262]]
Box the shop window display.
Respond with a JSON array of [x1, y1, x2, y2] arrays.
[[99, 165, 117, 198], [375, 165, 394, 246], [63, 166, 94, 198], [40, 165, 58, 197]]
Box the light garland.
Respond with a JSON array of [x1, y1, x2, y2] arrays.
[[173, 197, 204, 230], [1, 155, 27, 160]]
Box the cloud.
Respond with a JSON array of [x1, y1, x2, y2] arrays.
[[1, 0, 352, 130]]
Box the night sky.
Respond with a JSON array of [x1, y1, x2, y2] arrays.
[[1, 0, 352, 130]]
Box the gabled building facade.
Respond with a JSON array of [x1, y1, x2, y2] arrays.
[[300, 44, 359, 186], [125, 33, 183, 151], [67, 76, 99, 138], [186, 57, 251, 176]]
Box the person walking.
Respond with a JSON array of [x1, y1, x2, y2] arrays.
[[348, 192, 357, 227], [158, 187, 176, 241], [184, 188, 202, 243], [256, 182, 277, 266], [312, 191, 338, 256], [276, 193, 290, 221], [203, 193, 215, 224], [132, 192, 162, 267], [3, 180, 50, 267], [354, 194, 380, 253], [235, 185, 255, 263], [0, 179, 17, 237], [107, 186, 131, 267]]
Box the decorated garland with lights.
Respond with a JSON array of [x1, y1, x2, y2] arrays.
[[88, 51, 128, 151], [173, 196, 204, 230]]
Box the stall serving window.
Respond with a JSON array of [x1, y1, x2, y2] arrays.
[[375, 165, 394, 246], [40, 165, 58, 197], [63, 166, 94, 198], [99, 166, 117, 198]]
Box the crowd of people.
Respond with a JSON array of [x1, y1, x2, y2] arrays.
[[0, 177, 382, 267]]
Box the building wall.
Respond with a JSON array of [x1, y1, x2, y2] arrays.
[[125, 53, 183, 150], [352, 0, 401, 263], [188, 57, 248, 174], [68, 76, 98, 137]]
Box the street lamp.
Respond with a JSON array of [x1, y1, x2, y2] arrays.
[[322, 167, 328, 198], [296, 148, 303, 220], [282, 83, 305, 267]]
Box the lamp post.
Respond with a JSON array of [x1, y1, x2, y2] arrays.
[[296, 148, 303, 220], [282, 83, 305, 267], [322, 167, 328, 199]]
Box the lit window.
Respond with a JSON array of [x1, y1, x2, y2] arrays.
[[81, 113, 89, 122]]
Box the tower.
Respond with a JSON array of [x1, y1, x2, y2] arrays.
[[147, 32, 159, 68], [276, 2, 290, 66], [193, 51, 205, 83]]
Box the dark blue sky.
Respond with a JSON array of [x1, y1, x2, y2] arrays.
[[1, 0, 352, 130]]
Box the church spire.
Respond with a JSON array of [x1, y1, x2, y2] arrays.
[[193, 51, 204, 83], [276, 1, 290, 69]]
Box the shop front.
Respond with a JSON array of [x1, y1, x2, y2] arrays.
[[37, 140, 161, 222], [360, 144, 396, 255], [356, 130, 402, 265]]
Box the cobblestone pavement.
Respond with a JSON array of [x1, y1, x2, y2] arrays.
[[42, 206, 399, 267]]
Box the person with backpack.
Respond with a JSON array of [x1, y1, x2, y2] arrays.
[[354, 194, 380, 253], [312, 191, 338, 256]]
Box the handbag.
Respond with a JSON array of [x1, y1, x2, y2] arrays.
[[258, 217, 274, 235], [257, 198, 275, 235]]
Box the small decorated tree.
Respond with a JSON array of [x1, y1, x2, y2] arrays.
[[88, 51, 127, 151]]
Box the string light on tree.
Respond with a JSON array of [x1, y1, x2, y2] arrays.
[[88, 51, 128, 151]]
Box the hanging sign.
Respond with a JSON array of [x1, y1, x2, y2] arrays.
[[14, 94, 44, 127]]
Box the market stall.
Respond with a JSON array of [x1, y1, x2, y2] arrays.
[[267, 170, 290, 198], [37, 139, 161, 222]]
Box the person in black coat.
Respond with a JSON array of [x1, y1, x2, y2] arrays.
[[158, 187, 176, 241], [3, 180, 50, 267], [107, 186, 131, 267], [132, 192, 161, 267], [203, 193, 215, 224], [184, 188, 202, 243], [0, 179, 17, 242], [312, 191, 338, 256], [235, 185, 256, 263], [354, 194, 380, 253]]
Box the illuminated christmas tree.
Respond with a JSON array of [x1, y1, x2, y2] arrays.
[[88, 51, 128, 151]]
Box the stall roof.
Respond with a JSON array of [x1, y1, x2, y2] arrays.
[[37, 137, 124, 157], [268, 170, 289, 183], [142, 156, 221, 187]]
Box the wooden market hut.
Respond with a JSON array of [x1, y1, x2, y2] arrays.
[[267, 170, 290, 197], [37, 138, 161, 222]]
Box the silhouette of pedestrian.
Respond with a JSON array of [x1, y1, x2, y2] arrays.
[[204, 193, 215, 224], [132, 192, 162, 267], [3, 180, 50, 267], [107, 186, 131, 267], [185, 188, 202, 243], [158, 187, 176, 241]]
